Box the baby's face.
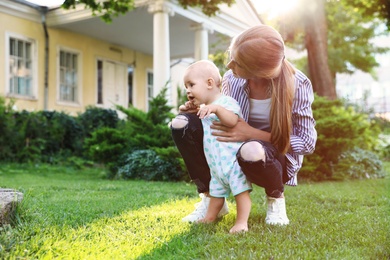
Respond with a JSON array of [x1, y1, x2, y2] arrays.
[[183, 69, 210, 106]]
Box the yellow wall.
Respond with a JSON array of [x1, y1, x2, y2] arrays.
[[0, 12, 153, 115], [0, 12, 43, 111]]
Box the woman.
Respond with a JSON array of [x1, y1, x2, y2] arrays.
[[171, 25, 317, 225]]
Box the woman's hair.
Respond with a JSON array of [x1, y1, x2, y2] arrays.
[[231, 25, 296, 154]]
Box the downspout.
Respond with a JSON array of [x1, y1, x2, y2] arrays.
[[41, 7, 49, 111]]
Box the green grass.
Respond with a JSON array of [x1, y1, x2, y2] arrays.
[[0, 163, 389, 259]]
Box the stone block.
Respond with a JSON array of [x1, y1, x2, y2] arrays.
[[0, 189, 24, 226]]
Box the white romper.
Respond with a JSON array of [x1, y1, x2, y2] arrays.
[[201, 95, 252, 197]]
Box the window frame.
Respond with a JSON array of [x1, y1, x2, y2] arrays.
[[57, 46, 82, 106], [146, 69, 153, 111], [5, 32, 38, 100]]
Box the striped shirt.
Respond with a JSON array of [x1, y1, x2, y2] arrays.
[[222, 69, 317, 186]]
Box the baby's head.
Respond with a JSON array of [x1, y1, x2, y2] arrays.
[[184, 60, 222, 89]]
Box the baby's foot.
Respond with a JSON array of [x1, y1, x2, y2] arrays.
[[229, 223, 248, 234], [196, 217, 216, 224]]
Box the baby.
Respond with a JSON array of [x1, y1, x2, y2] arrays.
[[180, 60, 252, 233]]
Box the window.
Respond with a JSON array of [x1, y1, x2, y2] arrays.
[[8, 37, 34, 97], [147, 71, 153, 110], [59, 50, 79, 102], [128, 67, 133, 106], [97, 60, 103, 104]]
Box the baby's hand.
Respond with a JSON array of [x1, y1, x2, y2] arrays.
[[179, 101, 198, 113], [197, 104, 218, 119]]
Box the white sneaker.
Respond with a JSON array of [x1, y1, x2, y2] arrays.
[[265, 196, 290, 225], [182, 193, 229, 222]]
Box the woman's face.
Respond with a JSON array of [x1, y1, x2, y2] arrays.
[[226, 50, 253, 79]]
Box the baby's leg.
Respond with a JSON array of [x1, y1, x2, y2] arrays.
[[197, 197, 224, 223], [230, 191, 251, 233]]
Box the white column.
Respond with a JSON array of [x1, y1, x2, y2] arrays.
[[148, 0, 173, 99], [192, 23, 213, 61]]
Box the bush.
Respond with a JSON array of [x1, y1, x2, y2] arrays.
[[39, 111, 84, 158], [153, 146, 188, 181], [300, 95, 383, 181], [84, 127, 129, 165], [116, 87, 175, 150], [377, 134, 390, 161], [12, 110, 84, 163], [333, 147, 385, 180], [12, 111, 49, 163], [0, 97, 19, 161], [146, 85, 175, 125], [82, 87, 182, 181], [0, 91, 183, 178], [78, 106, 121, 138], [114, 107, 173, 150], [117, 149, 186, 181]]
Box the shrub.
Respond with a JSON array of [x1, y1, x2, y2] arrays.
[[83, 87, 183, 180], [371, 116, 390, 135], [116, 87, 175, 150], [146, 85, 175, 125], [333, 147, 385, 180], [377, 133, 390, 161], [114, 107, 173, 150], [13, 111, 47, 162], [153, 146, 188, 181], [300, 95, 383, 181], [84, 127, 129, 165], [117, 149, 186, 181], [12, 110, 84, 163], [78, 106, 121, 138], [107, 85, 196, 182], [39, 111, 84, 157]]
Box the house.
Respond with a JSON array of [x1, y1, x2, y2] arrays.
[[336, 35, 390, 120], [0, 0, 261, 115]]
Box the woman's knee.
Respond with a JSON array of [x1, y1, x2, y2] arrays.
[[170, 114, 189, 129], [239, 141, 265, 162]]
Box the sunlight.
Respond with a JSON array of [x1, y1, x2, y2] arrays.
[[25, 0, 64, 7], [252, 0, 300, 19]]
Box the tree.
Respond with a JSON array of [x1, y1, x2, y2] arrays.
[[303, 0, 336, 99], [343, 0, 390, 29], [277, 0, 389, 99], [62, 0, 390, 99], [177, 0, 234, 16], [326, 0, 389, 80], [62, 0, 134, 22], [62, 0, 234, 22]]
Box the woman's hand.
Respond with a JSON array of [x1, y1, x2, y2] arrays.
[[211, 118, 271, 143], [211, 118, 250, 142]]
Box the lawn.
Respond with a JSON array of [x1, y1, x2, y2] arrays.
[[0, 163, 389, 259]]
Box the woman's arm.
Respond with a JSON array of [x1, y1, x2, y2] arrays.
[[290, 73, 317, 155], [211, 119, 271, 143]]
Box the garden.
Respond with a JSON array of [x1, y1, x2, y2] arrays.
[[0, 89, 389, 259]]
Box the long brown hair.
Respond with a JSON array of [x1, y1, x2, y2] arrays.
[[231, 25, 295, 154]]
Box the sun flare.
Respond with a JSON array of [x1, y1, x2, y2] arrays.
[[252, 0, 300, 19]]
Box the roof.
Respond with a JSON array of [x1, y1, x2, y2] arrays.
[[2, 0, 262, 58]]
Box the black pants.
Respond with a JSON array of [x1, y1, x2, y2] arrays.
[[171, 113, 287, 197]]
